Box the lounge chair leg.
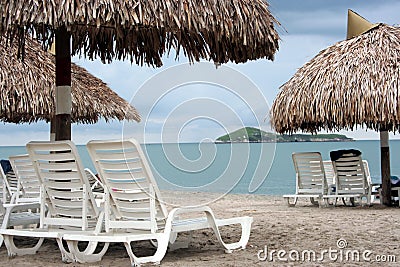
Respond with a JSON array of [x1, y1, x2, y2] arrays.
[[204, 212, 252, 252], [322, 198, 327, 207], [3, 235, 44, 257], [317, 196, 324, 208], [367, 191, 372, 206], [124, 235, 169, 266], [55, 238, 76, 263], [310, 197, 319, 206], [169, 231, 178, 244], [169, 232, 192, 251], [286, 197, 297, 207], [66, 240, 109, 263], [151, 231, 189, 251], [149, 239, 158, 248], [341, 197, 359, 207]]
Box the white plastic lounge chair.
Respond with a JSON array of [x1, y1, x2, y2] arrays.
[[5, 171, 18, 203], [0, 171, 6, 207], [283, 152, 329, 207], [9, 154, 41, 204], [0, 167, 17, 204], [1, 159, 20, 202], [0, 141, 108, 262], [389, 186, 400, 206], [323, 159, 373, 205], [0, 166, 9, 205], [0, 158, 41, 247], [323, 160, 341, 196], [63, 139, 253, 266], [324, 149, 371, 206], [361, 160, 377, 203], [322, 160, 335, 191]]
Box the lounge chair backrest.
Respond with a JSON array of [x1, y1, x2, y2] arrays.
[[0, 165, 8, 204], [330, 149, 368, 194], [6, 171, 18, 195], [0, 201, 4, 216], [26, 141, 100, 230], [322, 160, 335, 187], [292, 152, 328, 195], [0, 164, 16, 204], [9, 154, 40, 204], [362, 160, 372, 185], [87, 139, 168, 232]]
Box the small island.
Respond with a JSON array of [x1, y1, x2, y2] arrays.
[[215, 127, 353, 143]]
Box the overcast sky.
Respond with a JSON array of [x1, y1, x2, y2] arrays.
[[1, 0, 400, 145]]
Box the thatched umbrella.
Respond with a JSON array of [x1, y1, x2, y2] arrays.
[[270, 10, 399, 205], [1, 36, 141, 135], [0, 0, 280, 140]]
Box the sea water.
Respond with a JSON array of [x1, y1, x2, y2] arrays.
[[1, 140, 399, 196]]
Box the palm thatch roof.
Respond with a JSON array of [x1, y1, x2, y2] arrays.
[[1, 36, 141, 124], [271, 24, 400, 134], [0, 0, 280, 66]]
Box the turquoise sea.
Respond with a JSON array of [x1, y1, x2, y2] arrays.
[[1, 140, 399, 196]]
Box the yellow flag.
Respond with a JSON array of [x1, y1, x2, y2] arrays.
[[347, 9, 379, 40]]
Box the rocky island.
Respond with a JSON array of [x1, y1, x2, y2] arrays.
[[215, 127, 353, 143]]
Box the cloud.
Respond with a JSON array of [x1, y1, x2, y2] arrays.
[[270, 0, 400, 48], [0, 122, 50, 145], [121, 64, 270, 143]]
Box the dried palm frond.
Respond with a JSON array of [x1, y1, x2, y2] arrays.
[[271, 24, 400, 134], [0, 36, 140, 124], [0, 0, 280, 66]]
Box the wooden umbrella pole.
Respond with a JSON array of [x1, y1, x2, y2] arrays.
[[50, 119, 56, 141], [380, 130, 392, 206], [55, 27, 72, 141]]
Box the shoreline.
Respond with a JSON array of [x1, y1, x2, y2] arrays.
[[215, 139, 354, 143], [1, 192, 398, 266]]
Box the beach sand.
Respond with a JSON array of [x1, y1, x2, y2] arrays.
[[1, 192, 399, 266]]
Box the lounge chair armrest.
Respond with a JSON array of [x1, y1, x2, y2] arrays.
[[164, 206, 216, 229], [167, 206, 213, 218], [164, 205, 251, 253]]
